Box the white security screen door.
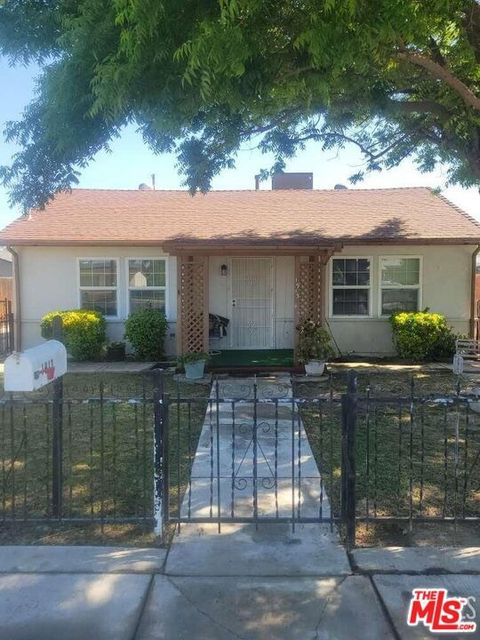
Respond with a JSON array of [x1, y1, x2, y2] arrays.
[[230, 257, 274, 349]]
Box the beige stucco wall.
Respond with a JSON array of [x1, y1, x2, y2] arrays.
[[17, 246, 177, 354], [327, 244, 475, 355], [15, 243, 476, 357]]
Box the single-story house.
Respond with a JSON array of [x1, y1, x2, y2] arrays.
[[0, 176, 479, 359]]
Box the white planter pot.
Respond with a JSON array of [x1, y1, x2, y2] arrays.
[[304, 360, 325, 376], [185, 360, 206, 380]]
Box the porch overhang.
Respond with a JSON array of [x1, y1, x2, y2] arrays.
[[164, 242, 343, 257], [176, 244, 340, 361]]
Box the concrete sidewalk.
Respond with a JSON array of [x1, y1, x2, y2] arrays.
[[1, 544, 480, 639]]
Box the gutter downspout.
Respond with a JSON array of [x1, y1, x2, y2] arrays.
[[7, 246, 21, 352], [471, 245, 480, 339]]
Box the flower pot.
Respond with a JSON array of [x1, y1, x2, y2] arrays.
[[184, 360, 206, 380], [105, 344, 126, 362], [304, 360, 325, 376]]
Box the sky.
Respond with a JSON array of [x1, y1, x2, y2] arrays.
[[1, 57, 479, 228]]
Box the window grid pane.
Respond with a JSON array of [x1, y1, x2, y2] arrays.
[[129, 289, 166, 313], [80, 259, 117, 288], [332, 289, 369, 316], [332, 258, 370, 316], [332, 258, 370, 287], [80, 290, 117, 316], [381, 258, 419, 287], [129, 259, 166, 288], [381, 289, 419, 315]]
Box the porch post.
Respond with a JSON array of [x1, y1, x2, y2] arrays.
[[294, 254, 324, 363], [177, 255, 209, 354], [176, 257, 183, 356]]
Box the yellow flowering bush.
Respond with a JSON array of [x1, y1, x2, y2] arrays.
[[41, 310, 106, 361], [390, 311, 456, 361]]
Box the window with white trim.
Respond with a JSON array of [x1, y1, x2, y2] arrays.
[[380, 257, 420, 315], [79, 259, 118, 316], [331, 258, 371, 316], [128, 259, 166, 314]]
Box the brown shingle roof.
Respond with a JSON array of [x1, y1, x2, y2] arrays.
[[0, 187, 479, 246]]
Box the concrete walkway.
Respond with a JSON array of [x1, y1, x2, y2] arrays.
[[169, 375, 348, 579], [2, 545, 480, 638], [183, 375, 329, 521]]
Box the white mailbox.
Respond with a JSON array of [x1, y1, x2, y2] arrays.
[[4, 340, 67, 392]]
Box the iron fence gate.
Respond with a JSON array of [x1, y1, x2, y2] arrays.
[[156, 377, 338, 532], [156, 372, 480, 547], [2, 369, 480, 548]]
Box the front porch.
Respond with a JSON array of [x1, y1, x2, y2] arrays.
[[209, 348, 294, 371], [173, 244, 339, 363]]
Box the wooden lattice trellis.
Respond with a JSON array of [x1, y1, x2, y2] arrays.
[[294, 254, 329, 360], [177, 256, 209, 354]]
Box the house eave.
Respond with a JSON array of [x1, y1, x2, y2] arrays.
[[2, 237, 480, 248]]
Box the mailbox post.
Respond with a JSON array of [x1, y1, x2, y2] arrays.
[[4, 316, 67, 518]]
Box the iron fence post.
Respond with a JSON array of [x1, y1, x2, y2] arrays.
[[341, 371, 357, 549], [51, 315, 64, 518], [153, 370, 168, 540], [7, 299, 14, 354]]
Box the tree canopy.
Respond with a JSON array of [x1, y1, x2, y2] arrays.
[[0, 0, 479, 209]]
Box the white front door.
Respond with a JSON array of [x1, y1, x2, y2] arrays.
[[230, 257, 274, 349]]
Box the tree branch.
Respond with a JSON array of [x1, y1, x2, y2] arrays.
[[396, 51, 480, 112], [383, 98, 451, 121]]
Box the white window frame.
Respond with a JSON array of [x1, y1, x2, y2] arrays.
[[126, 257, 169, 318], [378, 255, 423, 317], [77, 257, 120, 319], [329, 256, 373, 318]]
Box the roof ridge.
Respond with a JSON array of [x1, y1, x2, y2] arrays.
[[65, 185, 432, 194]]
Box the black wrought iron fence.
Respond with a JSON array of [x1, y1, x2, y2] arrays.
[[0, 377, 155, 525], [162, 385, 337, 531], [2, 369, 480, 549], [0, 298, 14, 357], [337, 373, 480, 547], [159, 372, 480, 546]]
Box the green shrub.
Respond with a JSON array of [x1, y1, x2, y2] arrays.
[[296, 320, 335, 364], [124, 308, 168, 360], [390, 311, 456, 361], [41, 309, 106, 361]]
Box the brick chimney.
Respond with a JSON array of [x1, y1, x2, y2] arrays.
[[271, 172, 313, 190]]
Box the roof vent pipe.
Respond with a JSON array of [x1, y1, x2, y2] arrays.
[[138, 183, 152, 191], [334, 184, 348, 190], [254, 174, 260, 190]]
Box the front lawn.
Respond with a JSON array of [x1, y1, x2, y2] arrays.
[[296, 369, 480, 546], [0, 371, 209, 546], [2, 365, 480, 547]]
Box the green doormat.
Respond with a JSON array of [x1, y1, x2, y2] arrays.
[[210, 349, 294, 368]]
